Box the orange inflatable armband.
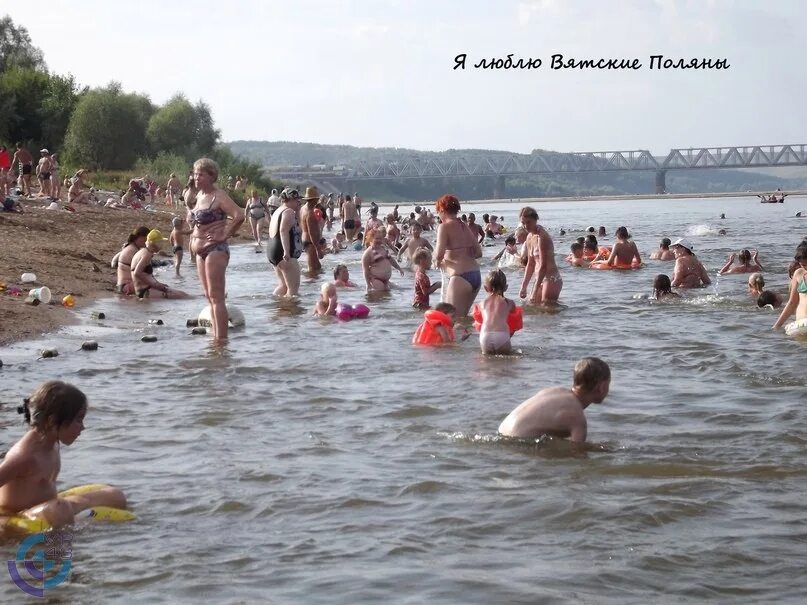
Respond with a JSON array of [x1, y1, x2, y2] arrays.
[[472, 304, 483, 332], [507, 305, 523, 335], [412, 310, 455, 345]]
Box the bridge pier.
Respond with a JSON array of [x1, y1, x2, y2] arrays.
[[655, 170, 666, 194], [493, 175, 506, 199]]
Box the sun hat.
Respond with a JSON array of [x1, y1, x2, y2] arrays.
[[302, 185, 320, 201], [672, 237, 694, 252], [146, 229, 168, 244]]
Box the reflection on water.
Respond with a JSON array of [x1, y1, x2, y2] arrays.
[[1, 197, 806, 603]]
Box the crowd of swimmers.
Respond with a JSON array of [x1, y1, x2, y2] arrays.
[[4, 156, 807, 534]]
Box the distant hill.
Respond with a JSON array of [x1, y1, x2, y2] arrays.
[[227, 140, 807, 201]]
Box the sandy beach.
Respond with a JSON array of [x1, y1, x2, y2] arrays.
[[0, 201, 178, 345]]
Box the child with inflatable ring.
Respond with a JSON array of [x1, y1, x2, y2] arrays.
[[0, 381, 132, 534]]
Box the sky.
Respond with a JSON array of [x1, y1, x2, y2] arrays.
[[7, 0, 807, 155]]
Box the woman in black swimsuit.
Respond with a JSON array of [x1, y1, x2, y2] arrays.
[[266, 188, 303, 297]]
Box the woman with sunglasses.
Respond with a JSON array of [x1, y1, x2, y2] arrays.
[[773, 241, 807, 331], [267, 188, 304, 297]]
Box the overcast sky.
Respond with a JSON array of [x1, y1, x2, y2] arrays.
[[10, 0, 807, 154]]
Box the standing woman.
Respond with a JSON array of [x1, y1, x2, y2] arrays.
[[519, 206, 563, 305], [266, 188, 304, 297], [189, 158, 244, 344], [244, 189, 268, 251], [433, 194, 482, 317]]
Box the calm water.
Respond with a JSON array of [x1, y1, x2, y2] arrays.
[[1, 196, 806, 604]]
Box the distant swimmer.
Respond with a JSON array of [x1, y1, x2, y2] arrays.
[[397, 222, 433, 264], [719, 249, 763, 275], [720, 213, 726, 219], [796, 212, 802, 218], [670, 238, 711, 288], [650, 237, 675, 261], [498, 357, 611, 443]]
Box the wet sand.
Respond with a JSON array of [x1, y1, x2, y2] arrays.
[[0, 200, 199, 345]]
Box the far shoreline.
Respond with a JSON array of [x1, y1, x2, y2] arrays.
[[376, 190, 807, 206]]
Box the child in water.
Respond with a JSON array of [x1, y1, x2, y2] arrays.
[[412, 302, 468, 345], [412, 248, 440, 309], [567, 242, 590, 267], [169, 216, 191, 276], [492, 235, 522, 269], [333, 264, 356, 288], [314, 282, 338, 316], [0, 381, 127, 530], [330, 231, 347, 254], [473, 269, 522, 354], [652, 274, 680, 300]]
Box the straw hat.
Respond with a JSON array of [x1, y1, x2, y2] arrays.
[[302, 186, 319, 201]]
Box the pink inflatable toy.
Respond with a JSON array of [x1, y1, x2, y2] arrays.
[[352, 304, 370, 318], [335, 303, 355, 321]]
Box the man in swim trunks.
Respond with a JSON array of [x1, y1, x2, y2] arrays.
[[300, 186, 323, 272], [12, 142, 33, 196], [498, 357, 611, 444], [650, 237, 675, 261], [519, 206, 563, 305], [36, 149, 53, 198], [342, 195, 359, 241]]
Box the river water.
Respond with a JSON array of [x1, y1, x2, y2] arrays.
[[1, 196, 806, 604]]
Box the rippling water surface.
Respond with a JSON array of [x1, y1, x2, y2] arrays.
[[2, 196, 807, 604]]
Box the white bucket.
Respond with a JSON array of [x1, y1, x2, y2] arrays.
[[29, 286, 51, 304]]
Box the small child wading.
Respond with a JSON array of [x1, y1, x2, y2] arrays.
[[412, 248, 441, 309], [472, 269, 523, 354]]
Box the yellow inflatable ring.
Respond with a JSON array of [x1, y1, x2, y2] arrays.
[[4, 484, 135, 534]]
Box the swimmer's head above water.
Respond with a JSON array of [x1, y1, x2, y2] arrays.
[[653, 274, 673, 297], [17, 381, 87, 443], [413, 248, 431, 270], [434, 302, 457, 321]]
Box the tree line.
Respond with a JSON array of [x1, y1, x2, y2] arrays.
[[0, 15, 277, 193]]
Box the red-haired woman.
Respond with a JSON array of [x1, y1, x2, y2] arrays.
[[433, 194, 482, 316]]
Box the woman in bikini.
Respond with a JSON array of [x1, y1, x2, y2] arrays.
[[363, 228, 404, 291], [244, 189, 268, 251], [114, 226, 150, 295], [773, 241, 807, 330], [266, 188, 303, 297], [670, 238, 711, 288], [519, 206, 563, 305], [433, 194, 483, 317], [189, 158, 244, 344]]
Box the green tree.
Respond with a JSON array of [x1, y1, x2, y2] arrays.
[[0, 15, 45, 73], [0, 67, 49, 144], [146, 94, 219, 159], [63, 83, 152, 170]]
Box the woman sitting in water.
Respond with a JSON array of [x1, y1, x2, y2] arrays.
[[600, 226, 641, 268], [362, 228, 404, 291], [772, 241, 807, 330], [650, 237, 675, 261], [434, 195, 483, 315], [652, 274, 680, 300], [131, 230, 189, 299], [719, 249, 763, 274], [671, 238, 711, 288], [113, 226, 150, 296]]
